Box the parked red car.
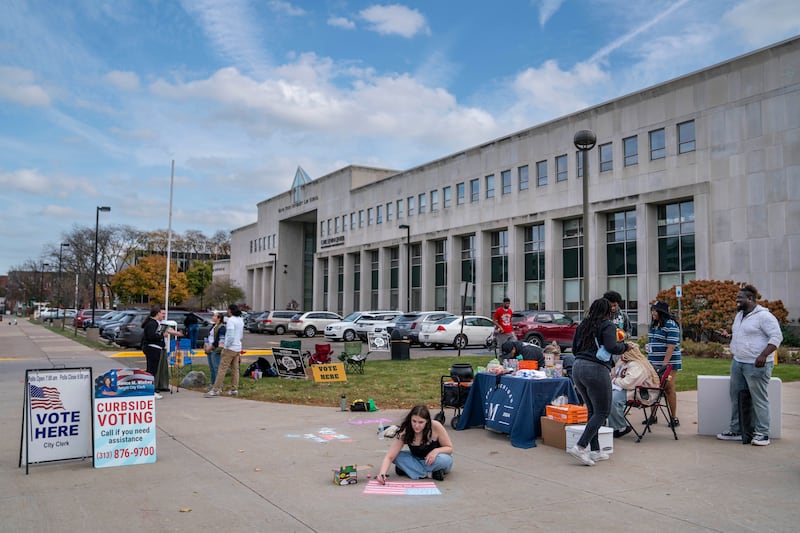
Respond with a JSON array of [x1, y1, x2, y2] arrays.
[[75, 308, 113, 329], [511, 310, 577, 350]]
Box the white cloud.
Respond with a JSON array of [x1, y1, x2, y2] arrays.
[[722, 0, 800, 47], [103, 70, 140, 91], [268, 0, 306, 17], [359, 4, 430, 38], [328, 16, 356, 30], [0, 66, 51, 106], [0, 168, 51, 193], [537, 0, 564, 27]]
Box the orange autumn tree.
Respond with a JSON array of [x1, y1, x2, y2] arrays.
[[112, 255, 189, 306], [653, 279, 788, 341]]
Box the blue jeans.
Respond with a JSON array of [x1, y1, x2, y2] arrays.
[[207, 350, 221, 386], [571, 358, 612, 451], [394, 450, 453, 479], [729, 359, 773, 436], [188, 324, 199, 349], [607, 389, 628, 431]]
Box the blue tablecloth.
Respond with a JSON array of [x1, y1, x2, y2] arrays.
[[456, 372, 578, 448]]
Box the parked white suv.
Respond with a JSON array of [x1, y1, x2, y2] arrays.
[[354, 311, 404, 341], [324, 311, 369, 342], [288, 311, 343, 338]]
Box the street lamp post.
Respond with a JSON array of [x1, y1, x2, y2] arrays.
[[92, 206, 111, 329], [268, 252, 277, 310], [39, 262, 50, 314], [58, 242, 70, 321], [574, 130, 596, 314], [399, 224, 411, 312]]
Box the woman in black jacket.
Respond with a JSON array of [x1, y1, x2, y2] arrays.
[[141, 305, 181, 399], [567, 298, 631, 466]]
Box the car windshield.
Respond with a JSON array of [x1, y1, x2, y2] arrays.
[[341, 312, 362, 322]]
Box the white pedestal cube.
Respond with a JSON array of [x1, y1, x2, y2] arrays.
[[696, 375, 782, 438]]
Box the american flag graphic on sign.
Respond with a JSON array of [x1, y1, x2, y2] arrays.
[[362, 480, 441, 495], [30, 384, 65, 410]]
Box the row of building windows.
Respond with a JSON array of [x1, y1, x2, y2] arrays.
[[318, 121, 696, 239], [250, 234, 277, 254], [318, 200, 695, 328]]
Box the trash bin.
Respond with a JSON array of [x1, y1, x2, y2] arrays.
[[390, 328, 410, 360]]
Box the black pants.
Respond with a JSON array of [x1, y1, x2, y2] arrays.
[[143, 345, 162, 377]]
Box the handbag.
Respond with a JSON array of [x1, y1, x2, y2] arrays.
[[593, 337, 612, 362]]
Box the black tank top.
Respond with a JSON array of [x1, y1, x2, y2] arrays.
[[408, 439, 439, 459]]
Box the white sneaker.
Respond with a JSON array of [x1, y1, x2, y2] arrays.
[[751, 433, 771, 446], [589, 451, 610, 462], [567, 445, 595, 466], [228, 389, 238, 396], [204, 390, 220, 398], [154, 393, 163, 400]]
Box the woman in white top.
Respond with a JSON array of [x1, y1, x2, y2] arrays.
[[607, 344, 659, 437]]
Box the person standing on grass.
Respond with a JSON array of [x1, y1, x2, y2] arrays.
[[716, 284, 782, 446], [205, 304, 244, 397]]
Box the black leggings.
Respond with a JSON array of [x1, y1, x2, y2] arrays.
[[143, 345, 162, 377], [572, 358, 612, 451]]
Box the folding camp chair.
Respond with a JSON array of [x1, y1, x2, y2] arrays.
[[623, 365, 679, 443], [307, 343, 332, 365], [280, 340, 302, 351], [339, 341, 367, 374]]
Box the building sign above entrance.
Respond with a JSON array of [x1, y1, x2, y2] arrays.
[[320, 235, 345, 249]]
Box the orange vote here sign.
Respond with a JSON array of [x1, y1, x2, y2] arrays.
[[310, 363, 347, 383]]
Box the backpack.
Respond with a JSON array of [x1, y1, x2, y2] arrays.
[[244, 357, 277, 378]]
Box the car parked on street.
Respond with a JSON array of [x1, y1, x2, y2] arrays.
[[420, 315, 495, 350], [258, 310, 302, 335], [511, 310, 578, 349], [391, 311, 455, 346], [115, 310, 212, 348], [246, 311, 269, 333], [324, 311, 372, 342], [288, 311, 342, 338], [353, 311, 404, 341], [101, 310, 148, 343], [75, 308, 113, 329]]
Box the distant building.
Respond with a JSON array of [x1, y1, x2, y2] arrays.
[[229, 37, 800, 330]]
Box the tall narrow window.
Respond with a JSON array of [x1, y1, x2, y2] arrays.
[[386, 202, 393, 222], [485, 174, 495, 198], [397, 198, 404, 218], [470, 179, 479, 202], [359, 210, 365, 228], [434, 239, 447, 311], [443, 186, 452, 208], [562, 218, 584, 316], [336, 256, 344, 315], [650, 128, 665, 160], [518, 165, 529, 190], [501, 170, 511, 194], [599, 142, 613, 172], [352, 253, 360, 311], [607, 210, 638, 335], [678, 120, 695, 153], [536, 160, 547, 186], [430, 189, 439, 211], [556, 155, 568, 182], [389, 247, 399, 309], [370, 250, 379, 309], [411, 243, 422, 311], [460, 235, 475, 313], [576, 150, 584, 178], [376, 205, 382, 224], [456, 182, 465, 205], [367, 207, 374, 225], [407, 196, 415, 216], [490, 230, 509, 308], [623, 136, 638, 166], [418, 192, 426, 214], [658, 200, 695, 290], [524, 224, 545, 310]]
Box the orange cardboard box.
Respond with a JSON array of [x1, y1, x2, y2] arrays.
[[546, 404, 588, 423]]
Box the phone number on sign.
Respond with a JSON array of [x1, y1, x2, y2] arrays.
[[96, 446, 155, 459]]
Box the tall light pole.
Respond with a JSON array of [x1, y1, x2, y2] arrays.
[[39, 262, 50, 313], [268, 252, 277, 310], [92, 206, 111, 328], [399, 224, 411, 311], [574, 130, 596, 315], [57, 243, 70, 321]]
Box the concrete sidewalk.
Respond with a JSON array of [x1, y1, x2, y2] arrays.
[[1, 319, 798, 532]]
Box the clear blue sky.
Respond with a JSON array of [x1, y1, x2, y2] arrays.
[[1, 0, 798, 274]]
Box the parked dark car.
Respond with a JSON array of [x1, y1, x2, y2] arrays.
[[101, 311, 149, 342], [75, 308, 113, 329], [511, 310, 578, 349], [116, 310, 212, 349], [391, 311, 455, 346], [245, 311, 268, 333]]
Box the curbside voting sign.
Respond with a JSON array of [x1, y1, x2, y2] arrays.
[[21, 368, 93, 472], [92, 368, 157, 468]]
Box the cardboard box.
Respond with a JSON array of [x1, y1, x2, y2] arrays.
[[546, 404, 588, 423], [565, 425, 614, 454], [333, 465, 358, 485], [540, 416, 568, 449]]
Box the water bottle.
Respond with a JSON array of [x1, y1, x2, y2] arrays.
[[340, 394, 347, 412], [378, 421, 385, 440]]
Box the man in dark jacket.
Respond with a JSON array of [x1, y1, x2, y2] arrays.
[[500, 340, 545, 370]]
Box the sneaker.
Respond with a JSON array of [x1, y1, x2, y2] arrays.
[[613, 427, 632, 439], [432, 469, 445, 481], [154, 393, 163, 400], [204, 390, 220, 398], [228, 390, 238, 396], [751, 433, 770, 446], [716, 431, 742, 441], [668, 418, 680, 428], [567, 445, 595, 466], [589, 451, 610, 462]]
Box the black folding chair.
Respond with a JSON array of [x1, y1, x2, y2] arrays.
[[623, 366, 679, 443]]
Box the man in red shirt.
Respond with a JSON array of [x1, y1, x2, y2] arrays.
[[493, 297, 515, 348]]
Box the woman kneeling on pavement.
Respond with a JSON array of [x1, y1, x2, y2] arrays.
[[377, 404, 453, 483], [607, 343, 659, 438]]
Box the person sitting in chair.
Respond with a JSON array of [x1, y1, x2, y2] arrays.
[[607, 343, 659, 438], [500, 340, 545, 371]]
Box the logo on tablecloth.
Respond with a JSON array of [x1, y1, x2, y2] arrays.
[[484, 382, 515, 427]]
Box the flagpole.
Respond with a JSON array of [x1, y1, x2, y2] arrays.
[[165, 160, 174, 313]]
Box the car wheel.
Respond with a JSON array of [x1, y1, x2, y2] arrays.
[[434, 411, 445, 424], [454, 334, 467, 350], [304, 325, 317, 338], [343, 329, 355, 342], [526, 334, 544, 347], [433, 344, 443, 350], [421, 341, 433, 348], [275, 325, 286, 335]]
